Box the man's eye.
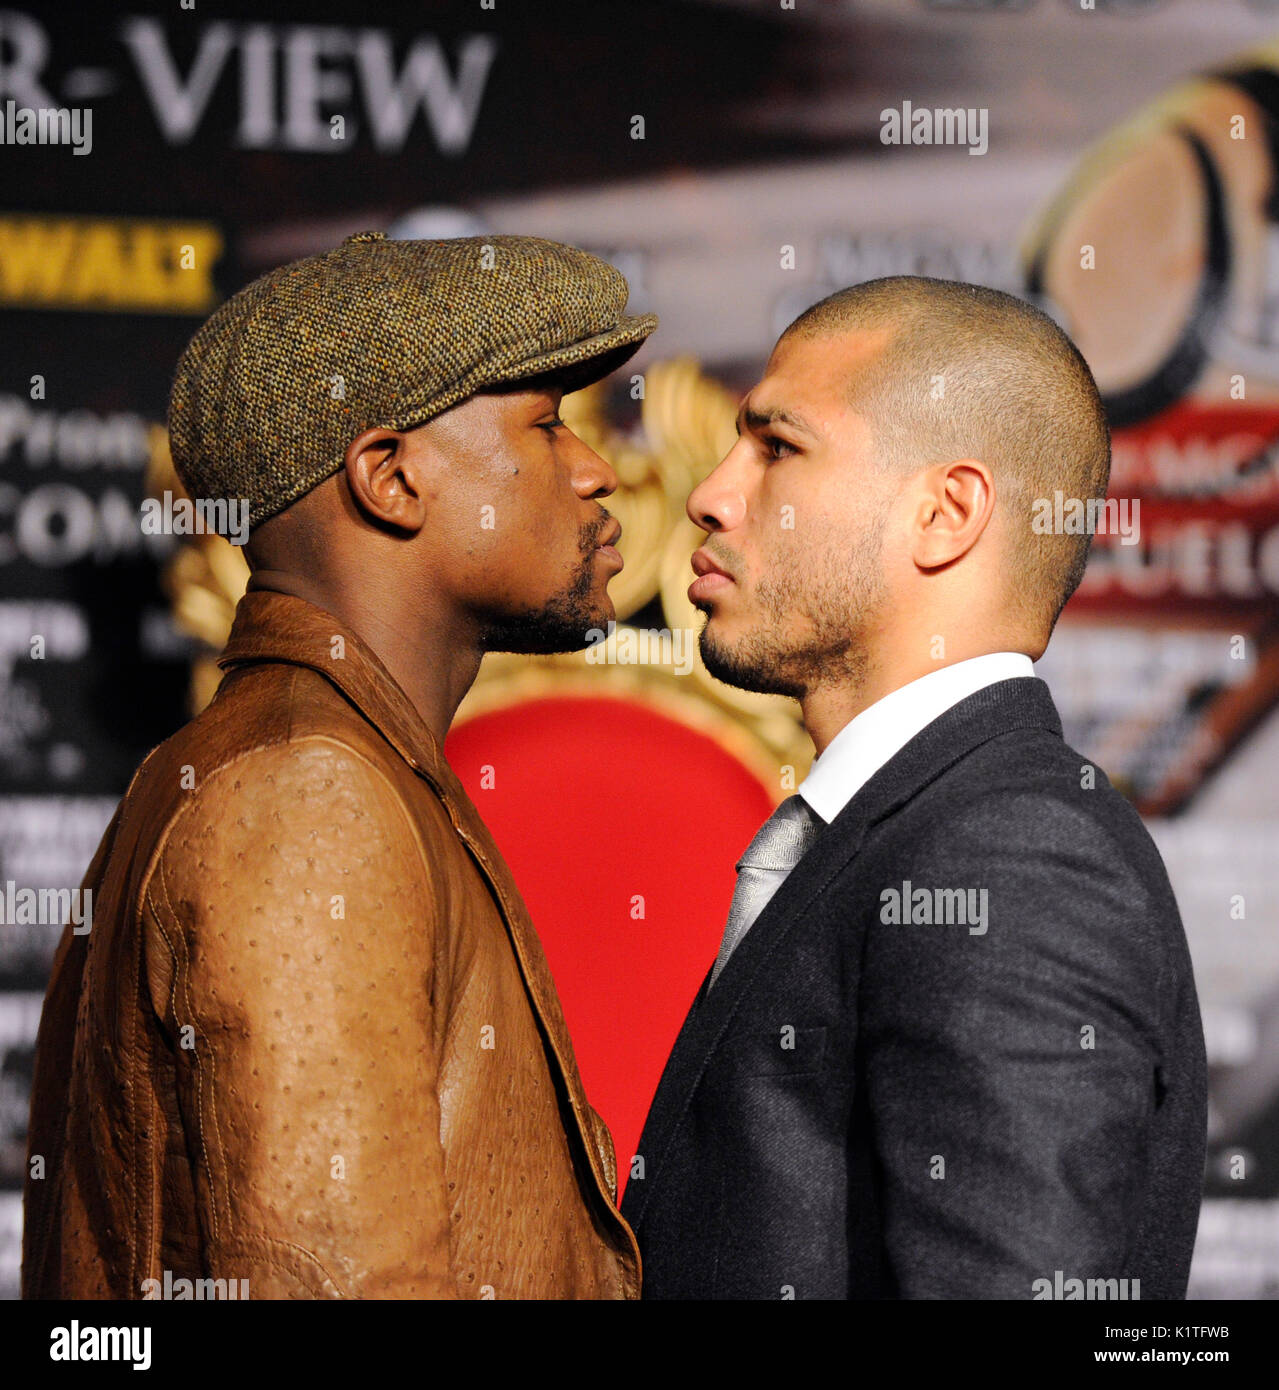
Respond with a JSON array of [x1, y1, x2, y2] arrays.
[[764, 435, 796, 459], [539, 417, 566, 433]]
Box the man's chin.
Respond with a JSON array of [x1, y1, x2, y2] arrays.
[[698, 624, 805, 699], [481, 597, 615, 656]]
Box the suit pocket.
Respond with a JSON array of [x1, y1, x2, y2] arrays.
[[720, 1024, 828, 1078]]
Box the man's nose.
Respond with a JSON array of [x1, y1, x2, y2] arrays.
[[573, 439, 619, 499], [687, 451, 748, 532]]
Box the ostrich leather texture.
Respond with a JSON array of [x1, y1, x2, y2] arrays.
[[23, 588, 639, 1300]]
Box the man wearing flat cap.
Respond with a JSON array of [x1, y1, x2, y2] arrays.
[[22, 232, 656, 1300]]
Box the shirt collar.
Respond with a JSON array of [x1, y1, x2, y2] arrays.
[[215, 588, 453, 792], [797, 652, 1035, 825]]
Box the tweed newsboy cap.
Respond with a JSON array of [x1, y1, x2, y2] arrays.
[[168, 231, 658, 530]]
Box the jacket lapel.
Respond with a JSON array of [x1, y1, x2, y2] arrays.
[[216, 590, 628, 1237], [625, 676, 1063, 1232]]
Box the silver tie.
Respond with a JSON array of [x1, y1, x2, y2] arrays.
[[707, 795, 821, 990]]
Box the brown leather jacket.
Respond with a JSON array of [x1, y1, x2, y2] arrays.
[[22, 589, 639, 1299]]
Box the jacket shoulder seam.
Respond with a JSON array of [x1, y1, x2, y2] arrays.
[[137, 729, 427, 911]]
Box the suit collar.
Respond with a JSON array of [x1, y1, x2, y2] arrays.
[[625, 676, 1063, 1232], [799, 655, 1035, 824], [817, 674, 1062, 842]]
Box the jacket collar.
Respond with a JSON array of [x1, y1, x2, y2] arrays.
[[216, 588, 459, 797], [624, 676, 1063, 1232], [216, 588, 637, 1274]]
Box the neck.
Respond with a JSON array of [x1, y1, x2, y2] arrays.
[[799, 636, 1030, 757], [800, 674, 892, 759], [245, 568, 482, 745]]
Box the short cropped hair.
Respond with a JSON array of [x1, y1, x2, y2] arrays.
[[784, 276, 1111, 633]]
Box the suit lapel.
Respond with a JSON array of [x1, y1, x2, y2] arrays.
[[625, 677, 1063, 1232], [624, 794, 877, 1229]]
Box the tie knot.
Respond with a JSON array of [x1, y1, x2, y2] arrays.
[[737, 795, 820, 872]]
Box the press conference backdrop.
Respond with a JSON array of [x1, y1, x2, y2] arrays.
[[2, 0, 1278, 1299]]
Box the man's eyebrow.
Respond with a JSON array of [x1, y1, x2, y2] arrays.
[[737, 403, 818, 437]]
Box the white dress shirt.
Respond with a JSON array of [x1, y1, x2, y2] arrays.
[[797, 652, 1035, 825]]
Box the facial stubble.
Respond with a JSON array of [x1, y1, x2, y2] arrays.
[[480, 513, 614, 655], [697, 505, 890, 700]]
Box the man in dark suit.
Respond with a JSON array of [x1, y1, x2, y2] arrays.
[[622, 276, 1207, 1300]]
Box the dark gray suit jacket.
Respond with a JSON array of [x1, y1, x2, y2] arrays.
[[621, 678, 1207, 1299]]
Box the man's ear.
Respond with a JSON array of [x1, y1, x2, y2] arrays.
[[909, 458, 995, 570], [342, 426, 428, 533]]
